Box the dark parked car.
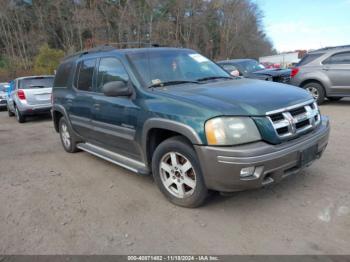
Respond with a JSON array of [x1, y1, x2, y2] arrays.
[[52, 46, 329, 207], [218, 59, 291, 83], [0, 82, 9, 109], [290, 45, 350, 104]]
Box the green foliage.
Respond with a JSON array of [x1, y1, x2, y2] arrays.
[[34, 44, 65, 75], [0, 56, 9, 69]]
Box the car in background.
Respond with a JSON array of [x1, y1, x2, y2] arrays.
[[217, 59, 291, 83], [290, 45, 350, 104], [7, 75, 54, 123], [0, 82, 9, 109]]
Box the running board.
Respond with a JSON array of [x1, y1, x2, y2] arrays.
[[77, 142, 150, 175]]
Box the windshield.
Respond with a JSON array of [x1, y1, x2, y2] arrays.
[[127, 49, 230, 87], [19, 77, 54, 89], [239, 60, 265, 74]]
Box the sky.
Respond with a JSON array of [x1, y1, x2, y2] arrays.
[[256, 0, 350, 52]]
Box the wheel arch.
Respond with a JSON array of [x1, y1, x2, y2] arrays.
[[300, 79, 328, 96], [52, 105, 71, 133], [142, 118, 203, 167]]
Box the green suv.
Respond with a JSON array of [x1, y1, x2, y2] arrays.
[[52, 46, 330, 207]]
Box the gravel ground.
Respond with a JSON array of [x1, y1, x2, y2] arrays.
[[0, 100, 349, 255]]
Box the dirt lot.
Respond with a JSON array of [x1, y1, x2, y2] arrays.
[[0, 100, 349, 255]]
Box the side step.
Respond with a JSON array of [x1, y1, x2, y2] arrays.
[[77, 143, 150, 175]]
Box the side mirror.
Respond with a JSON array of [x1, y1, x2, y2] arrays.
[[102, 81, 132, 97]]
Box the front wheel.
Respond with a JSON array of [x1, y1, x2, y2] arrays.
[[7, 106, 14, 117], [303, 82, 325, 104], [152, 136, 208, 208]]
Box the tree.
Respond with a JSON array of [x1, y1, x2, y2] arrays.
[[33, 44, 64, 75]]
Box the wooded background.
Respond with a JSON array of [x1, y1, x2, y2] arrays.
[[0, 0, 275, 81]]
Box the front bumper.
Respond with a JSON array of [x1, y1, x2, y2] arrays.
[[195, 116, 330, 192]]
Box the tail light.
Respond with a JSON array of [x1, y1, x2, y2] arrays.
[[17, 89, 26, 100], [291, 68, 300, 78]]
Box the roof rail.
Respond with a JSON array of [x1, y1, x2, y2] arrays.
[[62, 45, 116, 61], [313, 44, 350, 52], [62, 42, 161, 61], [108, 42, 160, 48]]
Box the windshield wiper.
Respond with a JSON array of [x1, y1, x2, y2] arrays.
[[196, 76, 233, 82], [147, 80, 199, 89]]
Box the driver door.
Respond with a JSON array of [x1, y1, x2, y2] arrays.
[[90, 57, 142, 160]]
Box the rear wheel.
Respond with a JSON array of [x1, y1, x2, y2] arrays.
[[59, 117, 79, 153], [15, 107, 25, 123], [152, 136, 208, 208], [328, 97, 342, 101], [303, 82, 325, 104]]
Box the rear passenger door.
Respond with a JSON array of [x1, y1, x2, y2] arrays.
[[90, 57, 142, 160], [323, 51, 350, 94], [67, 58, 96, 139]]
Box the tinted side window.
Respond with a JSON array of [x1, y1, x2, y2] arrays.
[[324, 52, 350, 65], [96, 57, 129, 92], [76, 59, 96, 91], [297, 53, 324, 66], [54, 62, 73, 87]]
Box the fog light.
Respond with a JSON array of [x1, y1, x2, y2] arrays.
[[240, 166, 256, 178]]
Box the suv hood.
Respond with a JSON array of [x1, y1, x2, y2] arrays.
[[155, 78, 312, 116]]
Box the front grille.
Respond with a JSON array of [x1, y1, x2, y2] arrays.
[[267, 100, 321, 140]]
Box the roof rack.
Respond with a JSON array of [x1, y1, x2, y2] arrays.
[[62, 42, 161, 61], [312, 44, 350, 52]]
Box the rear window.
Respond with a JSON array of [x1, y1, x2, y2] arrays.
[[0, 83, 9, 92], [297, 53, 324, 66], [18, 77, 54, 89], [54, 62, 73, 87]]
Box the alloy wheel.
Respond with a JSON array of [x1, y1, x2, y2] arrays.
[[61, 122, 71, 149], [159, 152, 196, 199], [306, 86, 319, 100]]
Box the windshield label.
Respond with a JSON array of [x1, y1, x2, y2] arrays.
[[189, 54, 209, 63]]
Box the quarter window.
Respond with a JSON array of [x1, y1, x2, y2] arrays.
[[76, 59, 96, 91], [54, 62, 73, 87], [323, 52, 350, 65], [96, 57, 129, 92]]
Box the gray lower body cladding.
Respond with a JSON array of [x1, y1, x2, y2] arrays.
[[195, 116, 330, 192]]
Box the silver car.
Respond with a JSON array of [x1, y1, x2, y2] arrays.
[[0, 82, 9, 109], [7, 75, 54, 123], [290, 45, 350, 104]]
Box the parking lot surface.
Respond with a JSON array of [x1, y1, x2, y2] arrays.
[[0, 100, 349, 255]]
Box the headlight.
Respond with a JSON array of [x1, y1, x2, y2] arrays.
[[205, 117, 261, 145]]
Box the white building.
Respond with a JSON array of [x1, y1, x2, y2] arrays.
[[259, 52, 302, 68]]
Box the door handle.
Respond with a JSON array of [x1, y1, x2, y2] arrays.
[[67, 99, 73, 105], [93, 103, 100, 110], [322, 68, 329, 71]]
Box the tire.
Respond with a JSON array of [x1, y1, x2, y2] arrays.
[[303, 82, 325, 104], [7, 106, 14, 117], [152, 136, 208, 208], [15, 107, 25, 123], [59, 117, 79, 153], [328, 97, 342, 101]]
